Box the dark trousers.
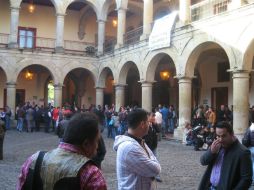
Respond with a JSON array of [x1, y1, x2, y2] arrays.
[[0, 136, 4, 160]]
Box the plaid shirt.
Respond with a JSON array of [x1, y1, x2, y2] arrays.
[[17, 143, 107, 190]]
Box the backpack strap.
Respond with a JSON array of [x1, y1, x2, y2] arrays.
[[33, 151, 46, 190], [22, 151, 46, 190]]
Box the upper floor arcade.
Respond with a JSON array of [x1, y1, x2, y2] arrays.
[[0, 0, 253, 57]]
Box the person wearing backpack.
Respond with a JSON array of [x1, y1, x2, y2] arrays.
[[17, 112, 107, 190], [0, 119, 5, 160]]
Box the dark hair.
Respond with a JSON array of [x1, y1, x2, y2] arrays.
[[216, 121, 234, 135], [127, 108, 148, 130], [63, 112, 99, 145]]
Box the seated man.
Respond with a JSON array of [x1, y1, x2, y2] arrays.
[[17, 112, 107, 190]]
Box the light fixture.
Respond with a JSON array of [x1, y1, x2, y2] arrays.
[[25, 70, 34, 80], [28, 0, 35, 13], [111, 79, 115, 85], [160, 70, 170, 80], [112, 19, 117, 27]]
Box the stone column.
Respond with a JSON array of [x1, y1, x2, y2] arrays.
[[115, 84, 125, 112], [179, 0, 190, 24], [140, 0, 153, 40], [96, 87, 104, 107], [97, 20, 106, 55], [8, 6, 20, 48], [115, 8, 127, 48], [6, 82, 16, 116], [232, 71, 250, 138], [174, 77, 192, 142], [54, 84, 63, 108], [229, 0, 244, 9], [55, 13, 65, 53], [141, 81, 153, 112]]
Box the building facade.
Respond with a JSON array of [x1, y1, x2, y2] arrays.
[[0, 0, 254, 140]]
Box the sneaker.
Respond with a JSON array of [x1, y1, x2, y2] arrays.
[[155, 177, 162, 182]]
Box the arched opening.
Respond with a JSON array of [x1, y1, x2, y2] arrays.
[[152, 55, 178, 109], [102, 68, 114, 107], [191, 43, 232, 115], [16, 64, 52, 107], [63, 68, 95, 110], [124, 62, 141, 107], [0, 67, 7, 111]]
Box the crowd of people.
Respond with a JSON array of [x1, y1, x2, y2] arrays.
[[184, 104, 234, 151], [1, 102, 254, 189]]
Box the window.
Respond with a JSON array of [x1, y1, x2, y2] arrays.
[[213, 0, 231, 15], [18, 27, 36, 48], [217, 62, 230, 82]]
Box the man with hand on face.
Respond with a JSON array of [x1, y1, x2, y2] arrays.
[[199, 121, 252, 190]]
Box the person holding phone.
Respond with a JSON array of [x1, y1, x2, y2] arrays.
[[198, 121, 252, 190]]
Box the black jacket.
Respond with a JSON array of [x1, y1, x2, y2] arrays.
[[198, 140, 252, 190], [144, 123, 160, 151]]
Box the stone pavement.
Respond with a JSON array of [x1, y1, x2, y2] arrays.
[[0, 129, 227, 190]]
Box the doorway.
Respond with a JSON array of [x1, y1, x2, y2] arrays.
[[211, 87, 228, 110]]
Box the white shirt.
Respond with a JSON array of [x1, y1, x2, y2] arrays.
[[155, 111, 162, 124]]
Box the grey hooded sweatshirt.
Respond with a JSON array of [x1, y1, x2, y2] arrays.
[[113, 135, 161, 190]]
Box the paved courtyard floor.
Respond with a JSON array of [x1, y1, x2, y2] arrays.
[[0, 130, 207, 190]]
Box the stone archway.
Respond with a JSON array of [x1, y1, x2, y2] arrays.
[[0, 66, 7, 109], [63, 68, 95, 109], [16, 64, 54, 107], [118, 61, 141, 108], [98, 67, 114, 107], [188, 42, 232, 111]]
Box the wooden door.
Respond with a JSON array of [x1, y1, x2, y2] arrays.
[[211, 87, 228, 110]]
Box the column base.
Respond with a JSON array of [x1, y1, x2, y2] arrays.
[[173, 127, 185, 143], [54, 46, 65, 53], [234, 133, 244, 142], [8, 42, 18, 49], [140, 34, 150, 41], [115, 43, 123, 49]]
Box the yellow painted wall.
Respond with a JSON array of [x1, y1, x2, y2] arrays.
[[0, 0, 11, 34]]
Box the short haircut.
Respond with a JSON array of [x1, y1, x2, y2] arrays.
[[216, 121, 234, 135], [63, 112, 99, 145], [127, 108, 148, 130]]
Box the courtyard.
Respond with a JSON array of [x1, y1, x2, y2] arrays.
[[0, 129, 206, 190]]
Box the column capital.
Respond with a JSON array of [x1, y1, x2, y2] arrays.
[[177, 76, 193, 83], [6, 82, 16, 88], [114, 83, 127, 87], [97, 19, 106, 23], [140, 80, 155, 87], [54, 83, 63, 89], [116, 7, 127, 12], [10, 6, 20, 10], [56, 13, 66, 17], [95, 86, 105, 90], [232, 70, 250, 79]]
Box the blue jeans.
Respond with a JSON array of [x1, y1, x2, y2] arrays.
[[249, 147, 254, 181], [17, 118, 24, 131], [169, 119, 175, 133], [5, 115, 10, 130]]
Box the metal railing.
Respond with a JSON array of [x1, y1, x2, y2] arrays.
[[64, 40, 95, 52], [104, 38, 117, 54], [124, 26, 143, 45], [0, 33, 96, 56], [0, 33, 9, 47], [190, 0, 232, 21]]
